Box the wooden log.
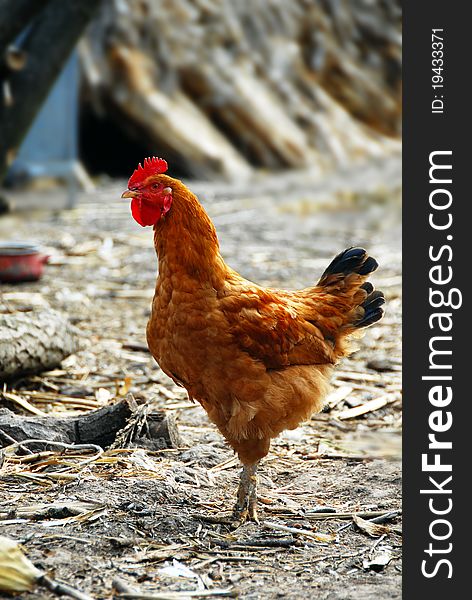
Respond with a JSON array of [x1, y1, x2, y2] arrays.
[[0, 398, 182, 450], [0, 310, 82, 382]]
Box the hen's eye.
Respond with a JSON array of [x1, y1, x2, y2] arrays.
[[152, 183, 159, 190]]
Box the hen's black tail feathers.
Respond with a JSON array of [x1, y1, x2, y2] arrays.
[[318, 247, 385, 329], [319, 247, 378, 283], [356, 289, 385, 328]]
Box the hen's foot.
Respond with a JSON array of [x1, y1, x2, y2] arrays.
[[232, 463, 259, 526], [195, 463, 260, 528]]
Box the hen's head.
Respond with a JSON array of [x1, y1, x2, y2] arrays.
[[122, 157, 173, 227]]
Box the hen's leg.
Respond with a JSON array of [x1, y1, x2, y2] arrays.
[[233, 462, 259, 524], [196, 462, 259, 527]]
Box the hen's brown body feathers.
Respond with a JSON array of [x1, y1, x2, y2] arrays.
[[145, 177, 384, 472]]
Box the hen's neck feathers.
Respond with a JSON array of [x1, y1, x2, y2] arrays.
[[153, 182, 227, 286]]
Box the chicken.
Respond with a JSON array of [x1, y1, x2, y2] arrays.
[[122, 157, 385, 523]]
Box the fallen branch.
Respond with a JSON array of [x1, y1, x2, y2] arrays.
[[263, 521, 335, 543], [116, 590, 237, 600], [38, 575, 95, 600], [304, 509, 401, 521], [337, 394, 399, 420]]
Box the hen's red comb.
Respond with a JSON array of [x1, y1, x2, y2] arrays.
[[128, 157, 168, 188]]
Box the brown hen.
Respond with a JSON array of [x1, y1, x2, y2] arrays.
[[122, 157, 385, 523]]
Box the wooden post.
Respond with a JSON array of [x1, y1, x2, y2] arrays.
[[0, 0, 102, 183], [0, 0, 51, 57]]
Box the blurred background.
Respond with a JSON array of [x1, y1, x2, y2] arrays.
[[0, 0, 401, 196]]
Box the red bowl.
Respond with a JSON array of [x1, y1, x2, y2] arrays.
[[0, 243, 49, 283]]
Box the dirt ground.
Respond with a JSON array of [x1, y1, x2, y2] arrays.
[[0, 157, 402, 599]]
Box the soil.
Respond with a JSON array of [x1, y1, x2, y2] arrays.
[[0, 157, 402, 599]]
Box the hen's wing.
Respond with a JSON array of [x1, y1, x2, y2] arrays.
[[220, 247, 383, 370], [219, 284, 337, 369]]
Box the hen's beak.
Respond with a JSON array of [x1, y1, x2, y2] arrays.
[[121, 189, 138, 199]]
